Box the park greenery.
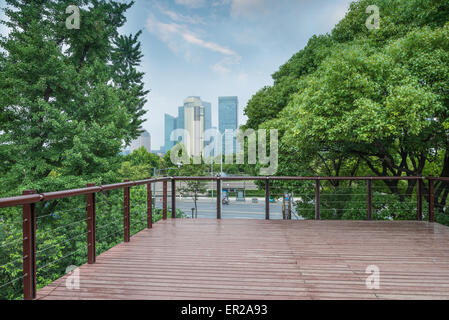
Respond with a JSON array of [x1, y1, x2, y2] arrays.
[[243, 0, 449, 222], [0, 0, 448, 299], [0, 0, 168, 300]]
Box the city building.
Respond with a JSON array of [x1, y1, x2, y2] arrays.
[[176, 106, 185, 131], [129, 130, 151, 152], [164, 114, 177, 153], [203, 101, 212, 132], [203, 101, 213, 148], [164, 97, 212, 156], [218, 96, 238, 154], [183, 97, 205, 158]]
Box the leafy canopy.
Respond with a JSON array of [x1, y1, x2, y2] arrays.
[[0, 0, 148, 195]]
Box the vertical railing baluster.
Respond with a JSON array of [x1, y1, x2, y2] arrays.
[[428, 178, 435, 223], [171, 178, 176, 219], [147, 179, 153, 229], [163, 180, 167, 220], [417, 178, 423, 221], [315, 179, 320, 220], [22, 190, 37, 300], [367, 180, 373, 220], [86, 184, 96, 264], [217, 177, 221, 220], [265, 178, 270, 220], [124, 180, 130, 242]]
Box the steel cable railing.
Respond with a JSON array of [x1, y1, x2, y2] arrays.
[[0, 176, 443, 300], [34, 203, 89, 293], [0, 205, 23, 300], [130, 185, 149, 237], [95, 189, 124, 257]]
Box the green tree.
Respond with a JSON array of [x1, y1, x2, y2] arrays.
[[0, 0, 147, 195], [111, 30, 149, 140], [119, 147, 160, 180], [268, 26, 448, 199], [126, 147, 160, 168], [178, 163, 208, 217], [244, 35, 334, 130], [244, 0, 449, 214]]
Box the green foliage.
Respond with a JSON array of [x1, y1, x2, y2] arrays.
[[244, 35, 334, 130], [111, 30, 149, 139], [0, 0, 148, 195], [245, 0, 449, 218], [0, 185, 185, 300], [119, 148, 161, 180], [0, 0, 154, 300], [294, 181, 428, 221], [178, 163, 208, 216]]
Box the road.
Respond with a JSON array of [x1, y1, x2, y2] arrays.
[[155, 197, 303, 220]]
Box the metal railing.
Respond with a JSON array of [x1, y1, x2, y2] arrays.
[[0, 175, 445, 299]]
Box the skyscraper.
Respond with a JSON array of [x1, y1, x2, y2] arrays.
[[203, 101, 213, 148], [203, 101, 212, 132], [163, 97, 211, 156], [218, 96, 238, 154], [164, 114, 177, 153], [183, 97, 204, 157], [130, 130, 151, 152]]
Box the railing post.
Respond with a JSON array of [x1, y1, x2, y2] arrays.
[[417, 178, 423, 221], [428, 178, 435, 223], [124, 180, 130, 242], [315, 179, 320, 220], [22, 190, 37, 300], [147, 179, 153, 229], [86, 184, 96, 264], [171, 178, 176, 219], [366, 179, 373, 220], [265, 178, 270, 220], [163, 180, 167, 220], [217, 177, 221, 220]]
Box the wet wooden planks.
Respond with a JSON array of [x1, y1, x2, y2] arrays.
[[37, 219, 449, 300]]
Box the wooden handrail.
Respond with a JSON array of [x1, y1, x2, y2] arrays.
[[0, 177, 171, 208], [0, 175, 445, 300]]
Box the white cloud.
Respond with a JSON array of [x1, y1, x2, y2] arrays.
[[212, 0, 231, 7], [175, 0, 206, 8], [154, 2, 205, 25], [162, 9, 204, 24], [182, 32, 238, 56], [229, 0, 321, 20], [146, 14, 241, 71], [211, 56, 242, 74], [211, 62, 230, 74], [230, 0, 271, 18]]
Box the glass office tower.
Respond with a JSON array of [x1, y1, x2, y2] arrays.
[[164, 114, 177, 153], [218, 96, 238, 154], [164, 97, 211, 155]]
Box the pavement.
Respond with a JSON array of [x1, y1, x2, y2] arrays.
[[154, 197, 303, 220]]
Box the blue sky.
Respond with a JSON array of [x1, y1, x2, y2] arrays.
[[1, 0, 354, 149]]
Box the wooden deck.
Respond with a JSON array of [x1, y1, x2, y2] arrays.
[[37, 219, 449, 300]]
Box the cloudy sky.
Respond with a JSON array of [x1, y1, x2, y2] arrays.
[[0, 0, 353, 149]]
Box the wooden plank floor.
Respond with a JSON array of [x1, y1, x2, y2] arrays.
[[37, 219, 449, 300]]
